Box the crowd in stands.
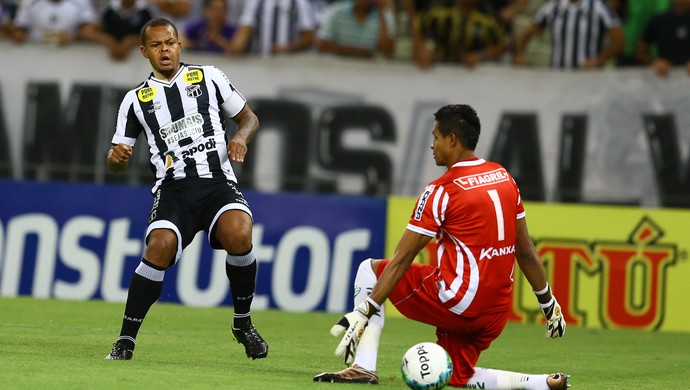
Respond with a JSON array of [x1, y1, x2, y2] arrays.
[[0, 0, 688, 76]]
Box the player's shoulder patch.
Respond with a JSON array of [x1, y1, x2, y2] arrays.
[[183, 64, 205, 84], [136, 85, 157, 102]]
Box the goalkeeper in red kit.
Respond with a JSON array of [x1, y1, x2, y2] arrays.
[[314, 104, 568, 389]]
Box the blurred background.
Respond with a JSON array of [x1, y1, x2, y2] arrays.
[[0, 0, 688, 333]]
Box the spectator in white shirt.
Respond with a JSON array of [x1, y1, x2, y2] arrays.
[[10, 0, 106, 45]]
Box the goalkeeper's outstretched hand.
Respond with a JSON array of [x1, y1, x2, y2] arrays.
[[330, 310, 368, 365], [540, 295, 566, 338]]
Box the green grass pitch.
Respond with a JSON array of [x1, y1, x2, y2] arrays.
[[0, 296, 687, 389]]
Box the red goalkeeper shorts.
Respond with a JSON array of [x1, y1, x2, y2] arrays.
[[375, 259, 509, 387]]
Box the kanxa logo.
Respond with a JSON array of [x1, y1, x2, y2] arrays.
[[479, 245, 515, 260]]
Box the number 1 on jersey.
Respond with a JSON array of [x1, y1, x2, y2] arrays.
[[487, 189, 505, 241]]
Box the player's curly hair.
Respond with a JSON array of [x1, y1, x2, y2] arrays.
[[433, 104, 481, 150], [140, 18, 179, 46]]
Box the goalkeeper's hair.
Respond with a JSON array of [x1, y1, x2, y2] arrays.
[[433, 104, 481, 150]]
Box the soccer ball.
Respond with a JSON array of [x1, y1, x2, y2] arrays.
[[401, 342, 453, 390]]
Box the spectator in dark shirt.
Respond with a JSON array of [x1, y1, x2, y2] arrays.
[[412, 0, 508, 69], [479, 0, 528, 35], [101, 0, 153, 60], [611, 0, 671, 66], [635, 0, 690, 77], [0, 0, 19, 30], [183, 0, 237, 53]]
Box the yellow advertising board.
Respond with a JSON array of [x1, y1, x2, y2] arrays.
[[386, 197, 690, 333]]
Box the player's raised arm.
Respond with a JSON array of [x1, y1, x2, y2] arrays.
[[106, 143, 133, 173]]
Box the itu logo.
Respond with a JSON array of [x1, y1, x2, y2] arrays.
[[530, 216, 678, 331]]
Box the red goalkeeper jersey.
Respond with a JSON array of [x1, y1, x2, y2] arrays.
[[407, 158, 525, 316]]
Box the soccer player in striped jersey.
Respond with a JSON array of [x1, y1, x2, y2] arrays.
[[314, 105, 568, 389], [104, 17, 268, 361], [513, 0, 624, 69]]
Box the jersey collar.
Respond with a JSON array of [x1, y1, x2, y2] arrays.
[[451, 157, 485, 168], [148, 63, 187, 86]]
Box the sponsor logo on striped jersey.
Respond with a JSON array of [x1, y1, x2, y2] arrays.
[[137, 87, 156, 102], [183, 69, 203, 84], [159, 113, 204, 146]]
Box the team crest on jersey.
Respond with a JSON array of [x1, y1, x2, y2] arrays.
[[137, 87, 156, 102], [183, 70, 204, 84], [414, 185, 435, 221], [186, 84, 202, 98]]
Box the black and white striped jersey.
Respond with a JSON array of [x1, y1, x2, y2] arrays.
[[533, 0, 621, 69], [111, 64, 247, 193], [239, 0, 317, 56]]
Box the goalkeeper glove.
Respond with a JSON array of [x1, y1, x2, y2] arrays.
[[331, 298, 380, 365], [535, 284, 566, 338]]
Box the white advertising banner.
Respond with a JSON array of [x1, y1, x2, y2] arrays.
[[1, 43, 689, 205]]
